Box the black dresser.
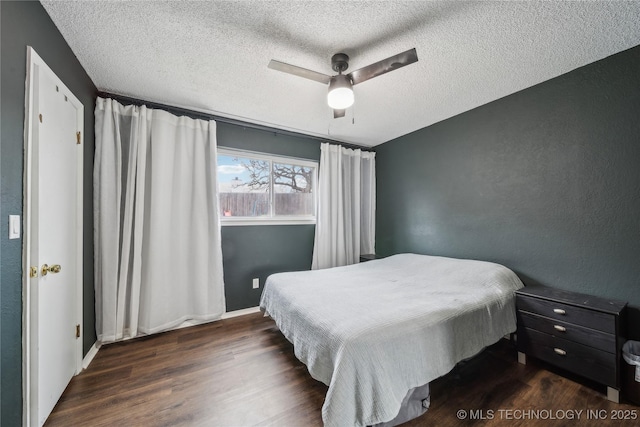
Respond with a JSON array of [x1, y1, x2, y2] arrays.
[[516, 285, 627, 402]]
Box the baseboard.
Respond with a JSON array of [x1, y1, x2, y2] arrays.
[[82, 341, 101, 370], [222, 306, 261, 319]]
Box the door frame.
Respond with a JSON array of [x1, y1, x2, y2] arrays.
[[22, 46, 84, 426]]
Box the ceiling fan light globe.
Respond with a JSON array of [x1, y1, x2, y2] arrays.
[[328, 87, 354, 109], [327, 75, 354, 109]]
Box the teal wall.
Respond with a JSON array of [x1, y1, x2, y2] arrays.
[[216, 123, 320, 311], [375, 45, 640, 338], [1, 2, 98, 425]]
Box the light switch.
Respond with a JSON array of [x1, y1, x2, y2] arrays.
[[9, 215, 20, 239]]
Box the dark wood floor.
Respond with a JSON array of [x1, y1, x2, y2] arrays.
[[46, 313, 639, 426]]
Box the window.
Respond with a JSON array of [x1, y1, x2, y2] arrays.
[[217, 149, 317, 225]]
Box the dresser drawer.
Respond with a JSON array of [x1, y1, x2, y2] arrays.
[[520, 328, 617, 387], [517, 311, 615, 353], [516, 295, 616, 334]]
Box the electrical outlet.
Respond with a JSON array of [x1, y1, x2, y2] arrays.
[[252, 278, 259, 289]]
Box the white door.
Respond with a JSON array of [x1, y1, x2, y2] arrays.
[[23, 47, 83, 427]]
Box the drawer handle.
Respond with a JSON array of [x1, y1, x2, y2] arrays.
[[553, 325, 566, 332], [554, 348, 567, 356], [553, 308, 566, 315]]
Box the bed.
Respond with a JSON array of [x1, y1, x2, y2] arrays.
[[259, 253, 524, 426]]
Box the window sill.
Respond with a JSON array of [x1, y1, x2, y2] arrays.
[[221, 217, 316, 226]]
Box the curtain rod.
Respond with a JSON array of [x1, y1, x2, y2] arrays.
[[97, 92, 372, 152]]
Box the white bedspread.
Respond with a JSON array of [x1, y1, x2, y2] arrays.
[[259, 253, 524, 426]]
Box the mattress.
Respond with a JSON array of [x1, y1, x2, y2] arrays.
[[260, 253, 524, 426]]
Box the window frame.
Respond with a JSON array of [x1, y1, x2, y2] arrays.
[[217, 148, 318, 226]]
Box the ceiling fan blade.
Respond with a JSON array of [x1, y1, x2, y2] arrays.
[[268, 60, 331, 84], [348, 48, 418, 85], [333, 109, 346, 119]]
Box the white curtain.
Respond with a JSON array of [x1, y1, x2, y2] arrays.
[[312, 143, 376, 270], [94, 97, 225, 342]]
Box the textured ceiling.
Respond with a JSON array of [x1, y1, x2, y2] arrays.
[[41, 1, 640, 147]]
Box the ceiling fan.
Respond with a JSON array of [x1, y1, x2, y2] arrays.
[[268, 48, 418, 118]]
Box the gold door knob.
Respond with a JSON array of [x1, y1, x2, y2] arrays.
[[41, 264, 62, 276]]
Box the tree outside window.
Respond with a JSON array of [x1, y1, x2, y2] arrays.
[[217, 152, 316, 220]]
